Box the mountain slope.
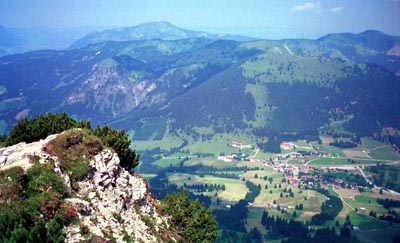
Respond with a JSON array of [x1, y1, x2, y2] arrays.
[[283, 30, 400, 75], [0, 30, 399, 145], [69, 21, 256, 49], [0, 25, 25, 56]]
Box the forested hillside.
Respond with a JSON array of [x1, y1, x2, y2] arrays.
[[0, 28, 399, 152]]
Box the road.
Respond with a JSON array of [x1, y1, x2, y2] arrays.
[[356, 165, 400, 198], [356, 166, 374, 187], [332, 186, 354, 210]]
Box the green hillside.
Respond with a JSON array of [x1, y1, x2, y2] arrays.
[[0, 31, 399, 153]]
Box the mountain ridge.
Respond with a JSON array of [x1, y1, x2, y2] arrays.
[[69, 21, 258, 49], [0, 25, 26, 56], [0, 29, 399, 150]]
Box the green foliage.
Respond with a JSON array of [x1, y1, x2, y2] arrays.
[[5, 113, 91, 146], [244, 180, 261, 202], [5, 113, 140, 171], [161, 191, 218, 243], [46, 130, 102, 188], [368, 164, 400, 192], [0, 163, 75, 243], [213, 200, 248, 232], [216, 228, 262, 243], [262, 210, 360, 243], [169, 66, 256, 135], [93, 124, 140, 170], [311, 190, 343, 225]]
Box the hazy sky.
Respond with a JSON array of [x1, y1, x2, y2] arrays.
[[1, 0, 399, 39]]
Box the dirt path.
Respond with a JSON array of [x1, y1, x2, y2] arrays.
[[304, 158, 318, 166], [250, 149, 259, 159], [333, 186, 354, 210], [371, 145, 389, 151]]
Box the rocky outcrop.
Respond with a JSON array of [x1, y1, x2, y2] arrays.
[[64, 149, 167, 243], [0, 133, 171, 243], [66, 62, 158, 118], [0, 134, 58, 171]]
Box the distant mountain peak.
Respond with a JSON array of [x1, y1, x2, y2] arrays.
[[358, 29, 389, 37], [69, 21, 256, 49]]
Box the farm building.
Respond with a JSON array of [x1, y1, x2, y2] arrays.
[[280, 142, 296, 149]]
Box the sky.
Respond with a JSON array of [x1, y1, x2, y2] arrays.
[[0, 0, 399, 39]]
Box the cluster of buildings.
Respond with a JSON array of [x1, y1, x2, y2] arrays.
[[218, 153, 250, 162], [281, 151, 334, 160], [280, 142, 296, 150], [230, 141, 253, 149], [275, 162, 360, 190], [218, 141, 260, 162]]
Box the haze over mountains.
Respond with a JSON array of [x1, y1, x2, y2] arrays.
[[1, 20, 400, 243], [0, 21, 399, 149], [0, 22, 257, 56], [69, 21, 257, 49], [0, 25, 25, 56]]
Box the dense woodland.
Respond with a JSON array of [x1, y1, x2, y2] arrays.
[[311, 189, 343, 225]]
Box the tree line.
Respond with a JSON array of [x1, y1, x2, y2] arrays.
[[4, 113, 139, 170]]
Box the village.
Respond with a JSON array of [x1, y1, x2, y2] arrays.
[[218, 140, 368, 210]]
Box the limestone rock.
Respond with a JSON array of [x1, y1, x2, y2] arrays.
[[0, 134, 58, 172], [0, 133, 171, 243], [65, 149, 169, 243]]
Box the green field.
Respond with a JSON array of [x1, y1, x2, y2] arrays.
[[297, 190, 327, 214], [308, 157, 349, 165], [355, 224, 400, 243], [327, 185, 340, 196], [361, 137, 386, 150], [168, 173, 248, 202], [131, 132, 184, 151], [184, 157, 239, 169], [184, 131, 257, 156], [369, 146, 400, 161], [349, 211, 390, 230], [319, 146, 346, 157], [152, 152, 191, 167], [343, 197, 387, 214], [153, 158, 183, 167], [246, 207, 268, 234]]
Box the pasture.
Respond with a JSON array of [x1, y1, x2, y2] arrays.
[[355, 224, 400, 243], [168, 173, 249, 202], [349, 211, 390, 230], [184, 157, 239, 169], [308, 157, 349, 165], [369, 146, 400, 161]]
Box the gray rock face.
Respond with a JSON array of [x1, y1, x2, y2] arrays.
[[64, 150, 168, 243], [0, 134, 58, 171], [0, 133, 170, 243]]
